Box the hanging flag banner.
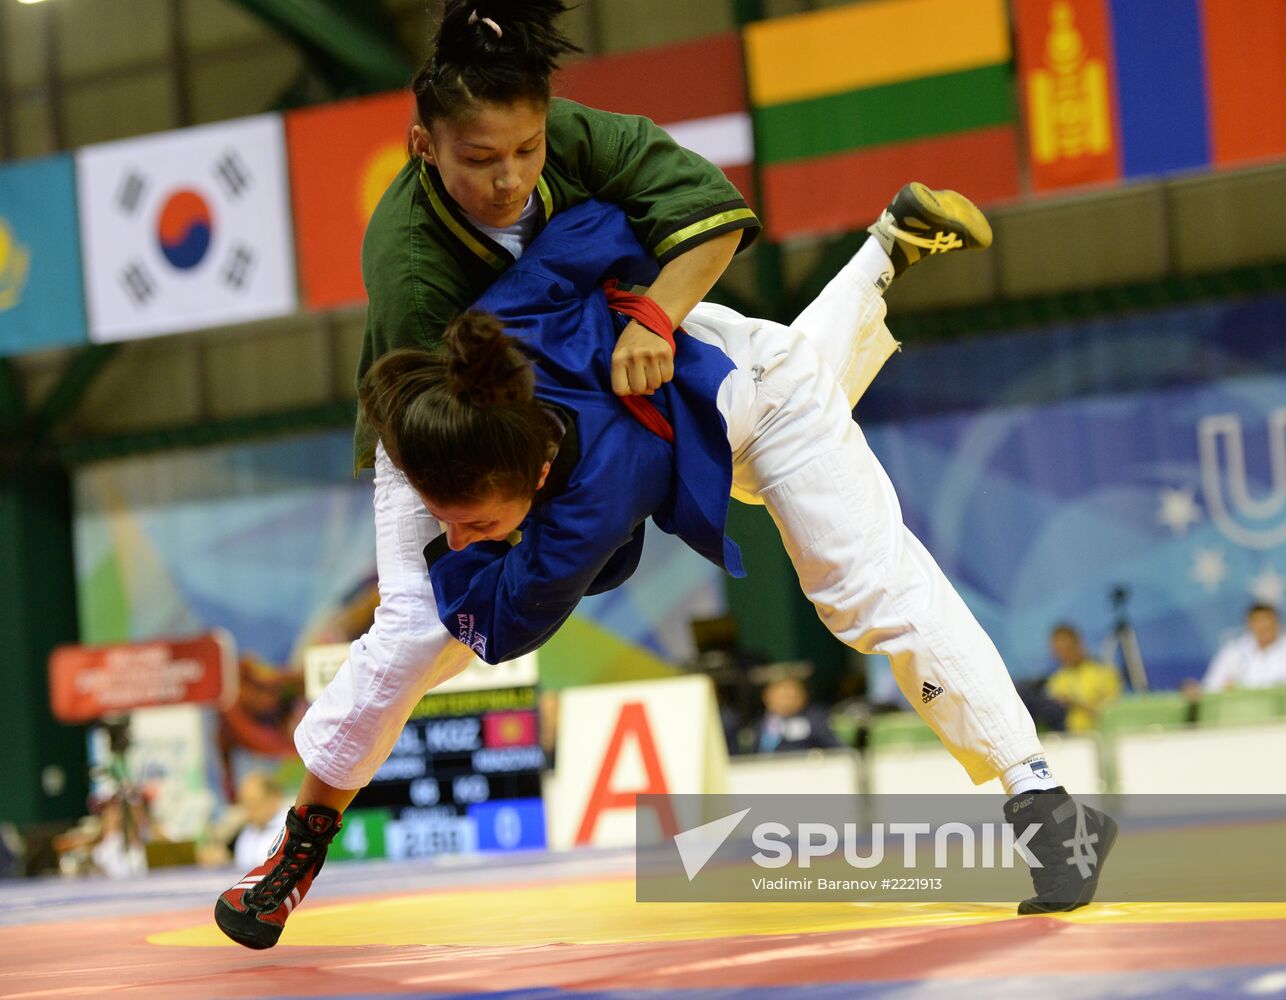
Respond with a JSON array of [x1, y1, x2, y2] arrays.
[[1198, 0, 1286, 169], [76, 114, 297, 343], [0, 154, 89, 356], [555, 33, 755, 203], [286, 91, 414, 311], [1014, 0, 1120, 192], [743, 0, 1019, 241], [1014, 0, 1286, 193]]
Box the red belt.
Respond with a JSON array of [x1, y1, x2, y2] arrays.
[[602, 279, 677, 443]]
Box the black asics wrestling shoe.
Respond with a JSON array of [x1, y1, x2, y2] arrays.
[[1004, 786, 1118, 915], [867, 181, 994, 276], [214, 804, 341, 949]]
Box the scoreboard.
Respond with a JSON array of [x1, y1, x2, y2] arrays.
[[304, 647, 547, 860]]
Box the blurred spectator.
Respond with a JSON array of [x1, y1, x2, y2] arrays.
[[1199, 603, 1286, 693], [54, 795, 149, 879], [748, 662, 841, 753], [231, 773, 291, 871], [1042, 624, 1122, 733]]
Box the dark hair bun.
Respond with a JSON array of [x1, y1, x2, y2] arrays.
[[414, 0, 580, 120], [438, 0, 578, 72], [445, 310, 534, 406]]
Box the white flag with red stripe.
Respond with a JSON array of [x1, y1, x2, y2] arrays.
[[556, 33, 755, 200], [76, 114, 296, 343]]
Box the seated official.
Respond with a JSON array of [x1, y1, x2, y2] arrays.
[[1201, 603, 1286, 693], [749, 664, 841, 753]]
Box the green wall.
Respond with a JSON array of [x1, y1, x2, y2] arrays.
[[0, 461, 88, 825], [724, 502, 848, 699]]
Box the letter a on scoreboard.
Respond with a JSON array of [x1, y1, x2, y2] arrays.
[[574, 701, 679, 844]]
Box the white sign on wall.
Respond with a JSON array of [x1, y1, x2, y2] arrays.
[[303, 643, 539, 702], [76, 114, 297, 342], [547, 674, 728, 850]]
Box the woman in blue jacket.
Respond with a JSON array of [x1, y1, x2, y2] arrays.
[[361, 195, 1117, 917]]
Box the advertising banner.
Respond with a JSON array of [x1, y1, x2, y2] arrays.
[[49, 630, 237, 723], [0, 154, 89, 356], [76, 114, 296, 342]]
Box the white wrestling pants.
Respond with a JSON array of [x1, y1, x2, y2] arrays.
[[297, 255, 1042, 789], [684, 257, 1044, 783], [294, 443, 474, 789]]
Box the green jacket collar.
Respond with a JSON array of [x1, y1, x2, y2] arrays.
[[418, 161, 554, 272]]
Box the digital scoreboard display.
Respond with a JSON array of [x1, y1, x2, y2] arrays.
[[304, 647, 547, 861]]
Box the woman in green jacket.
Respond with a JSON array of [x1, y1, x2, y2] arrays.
[[216, 0, 758, 950]]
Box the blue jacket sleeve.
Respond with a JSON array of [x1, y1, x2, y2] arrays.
[[426, 484, 649, 664]]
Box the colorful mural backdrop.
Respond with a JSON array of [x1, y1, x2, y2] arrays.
[[72, 429, 724, 689], [862, 301, 1286, 692]]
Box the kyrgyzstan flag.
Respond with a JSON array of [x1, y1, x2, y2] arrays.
[[483, 709, 538, 749], [76, 114, 297, 343], [555, 33, 754, 205], [285, 91, 417, 311]]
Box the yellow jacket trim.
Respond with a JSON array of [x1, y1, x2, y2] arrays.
[[419, 163, 506, 272], [653, 207, 758, 259]]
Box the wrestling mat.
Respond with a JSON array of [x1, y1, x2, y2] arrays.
[[2, 847, 1284, 1000]]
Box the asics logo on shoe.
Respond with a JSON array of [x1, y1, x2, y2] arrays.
[[921, 681, 944, 704], [924, 232, 963, 254], [1062, 801, 1101, 878]]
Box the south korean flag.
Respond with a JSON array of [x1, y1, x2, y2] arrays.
[[76, 114, 297, 343]]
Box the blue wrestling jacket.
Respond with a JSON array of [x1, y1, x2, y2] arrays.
[[424, 200, 743, 664]]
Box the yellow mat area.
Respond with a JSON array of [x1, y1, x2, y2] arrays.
[[151, 877, 1286, 949]]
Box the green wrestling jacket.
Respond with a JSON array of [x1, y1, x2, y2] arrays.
[[354, 97, 760, 470]]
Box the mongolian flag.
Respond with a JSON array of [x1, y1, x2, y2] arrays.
[[1015, 0, 1286, 193]]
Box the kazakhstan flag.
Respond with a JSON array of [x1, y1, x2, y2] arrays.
[[0, 154, 88, 357]]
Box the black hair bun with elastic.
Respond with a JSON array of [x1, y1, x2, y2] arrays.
[[436, 0, 579, 72]]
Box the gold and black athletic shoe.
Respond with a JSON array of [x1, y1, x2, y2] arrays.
[[867, 181, 994, 278]]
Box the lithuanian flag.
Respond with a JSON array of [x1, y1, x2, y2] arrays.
[[744, 0, 1020, 241]]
